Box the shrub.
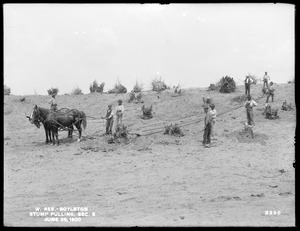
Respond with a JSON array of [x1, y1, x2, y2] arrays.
[[232, 94, 248, 103], [281, 101, 293, 111], [164, 124, 184, 136], [219, 76, 236, 93], [89, 80, 105, 93], [208, 82, 220, 91], [133, 80, 143, 93], [4, 85, 11, 95], [174, 84, 182, 94], [136, 92, 142, 101], [249, 75, 258, 84], [141, 105, 153, 119], [108, 80, 127, 94], [71, 86, 83, 95], [47, 87, 59, 95], [264, 105, 279, 120], [129, 91, 135, 102], [129, 91, 143, 103], [151, 77, 167, 92], [114, 124, 128, 139]]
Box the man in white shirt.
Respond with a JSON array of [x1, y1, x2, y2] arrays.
[[208, 104, 217, 139], [244, 95, 257, 126], [266, 82, 275, 103], [48, 94, 57, 111], [244, 75, 253, 96], [115, 99, 124, 126], [263, 71, 270, 89]]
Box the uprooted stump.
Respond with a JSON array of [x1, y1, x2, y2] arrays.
[[263, 105, 279, 120], [164, 124, 184, 137], [281, 101, 293, 111], [262, 87, 269, 95], [202, 97, 213, 108], [141, 105, 153, 119], [107, 124, 129, 144], [232, 94, 248, 104], [129, 91, 143, 103]]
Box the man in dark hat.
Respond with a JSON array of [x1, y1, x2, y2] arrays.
[[104, 104, 114, 135], [203, 105, 212, 148], [115, 99, 124, 126], [48, 93, 57, 111], [244, 75, 253, 96]]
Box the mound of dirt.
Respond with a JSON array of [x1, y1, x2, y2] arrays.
[[229, 129, 269, 146]]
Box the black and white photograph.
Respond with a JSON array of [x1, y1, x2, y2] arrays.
[[3, 3, 295, 227]]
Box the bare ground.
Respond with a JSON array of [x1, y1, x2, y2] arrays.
[[4, 83, 295, 226]]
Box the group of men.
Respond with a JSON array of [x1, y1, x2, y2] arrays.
[[48, 93, 124, 136], [244, 71, 275, 103], [103, 99, 124, 135], [203, 71, 276, 147], [48, 71, 275, 146]]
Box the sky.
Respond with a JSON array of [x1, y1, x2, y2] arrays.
[[4, 3, 295, 95]]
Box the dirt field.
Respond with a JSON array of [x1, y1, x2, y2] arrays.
[[4, 83, 295, 227]]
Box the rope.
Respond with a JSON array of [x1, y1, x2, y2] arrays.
[[140, 93, 266, 136]]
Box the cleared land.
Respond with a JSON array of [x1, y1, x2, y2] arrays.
[[4, 83, 295, 226]]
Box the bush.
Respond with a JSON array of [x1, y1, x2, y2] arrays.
[[249, 75, 258, 84], [141, 105, 153, 119], [114, 124, 128, 139], [71, 86, 83, 95], [232, 94, 248, 103], [264, 105, 279, 120], [151, 77, 167, 92], [219, 76, 236, 93], [90, 80, 105, 93], [133, 80, 143, 93], [4, 85, 11, 95], [47, 87, 59, 95], [108, 80, 127, 94], [129, 91, 143, 103], [164, 124, 184, 136], [174, 84, 182, 94]]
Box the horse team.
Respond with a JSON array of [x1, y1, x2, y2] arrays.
[[26, 105, 87, 145]]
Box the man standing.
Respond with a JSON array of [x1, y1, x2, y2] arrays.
[[203, 106, 212, 148], [209, 104, 217, 139], [115, 99, 124, 126], [266, 82, 275, 103], [263, 71, 270, 89], [105, 104, 114, 135], [48, 93, 57, 111], [244, 95, 257, 126], [244, 75, 253, 96]]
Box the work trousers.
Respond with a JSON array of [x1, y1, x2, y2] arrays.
[[203, 122, 212, 145], [246, 109, 254, 126], [245, 83, 250, 96], [106, 118, 114, 134], [266, 92, 274, 103], [263, 79, 269, 89]]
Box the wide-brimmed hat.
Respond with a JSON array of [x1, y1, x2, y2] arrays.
[[118, 99, 122, 103]]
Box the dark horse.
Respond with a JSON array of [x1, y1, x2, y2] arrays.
[[28, 105, 87, 145], [27, 108, 76, 144]]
